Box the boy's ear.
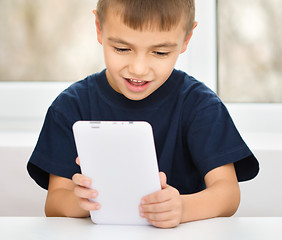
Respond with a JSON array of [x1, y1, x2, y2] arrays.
[[93, 10, 102, 45], [180, 21, 198, 54]]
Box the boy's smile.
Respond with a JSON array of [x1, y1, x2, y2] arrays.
[[124, 78, 150, 93], [94, 9, 194, 101]]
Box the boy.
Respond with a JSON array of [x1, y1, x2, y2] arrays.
[[27, 0, 259, 229]]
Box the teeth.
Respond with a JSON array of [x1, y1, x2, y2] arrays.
[[130, 79, 144, 83]]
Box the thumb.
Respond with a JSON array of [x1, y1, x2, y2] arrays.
[[159, 172, 167, 189], [75, 157, 80, 166]]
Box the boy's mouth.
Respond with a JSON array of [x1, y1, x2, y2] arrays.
[[124, 77, 151, 93], [125, 78, 148, 86]]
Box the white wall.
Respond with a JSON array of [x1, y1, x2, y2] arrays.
[[236, 147, 282, 217], [0, 142, 46, 216], [0, 132, 281, 217]]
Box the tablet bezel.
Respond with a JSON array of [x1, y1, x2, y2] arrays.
[[73, 121, 161, 225]]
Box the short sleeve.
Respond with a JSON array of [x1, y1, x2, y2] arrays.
[[27, 106, 81, 190], [187, 102, 259, 181]]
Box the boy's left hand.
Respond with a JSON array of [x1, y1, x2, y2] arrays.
[[139, 172, 182, 228]]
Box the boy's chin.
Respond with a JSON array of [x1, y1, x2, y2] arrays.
[[124, 94, 148, 101], [122, 91, 151, 101]]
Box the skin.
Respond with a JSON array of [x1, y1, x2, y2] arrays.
[[45, 8, 241, 228]]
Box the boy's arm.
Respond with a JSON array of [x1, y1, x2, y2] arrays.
[[181, 163, 240, 221], [140, 163, 240, 228], [45, 173, 100, 217]]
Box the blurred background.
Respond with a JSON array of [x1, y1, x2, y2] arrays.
[[218, 0, 282, 102], [0, 0, 281, 102], [0, 0, 104, 82]]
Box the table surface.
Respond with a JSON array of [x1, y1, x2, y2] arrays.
[[1, 217, 282, 240]]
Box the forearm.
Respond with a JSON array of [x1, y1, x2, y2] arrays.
[[45, 188, 90, 218], [180, 179, 240, 223]]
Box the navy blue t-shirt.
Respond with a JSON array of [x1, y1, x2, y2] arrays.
[[27, 69, 259, 194]]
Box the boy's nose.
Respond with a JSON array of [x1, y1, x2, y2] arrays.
[[128, 55, 149, 77]]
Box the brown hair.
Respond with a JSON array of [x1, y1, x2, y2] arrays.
[[96, 0, 195, 34]]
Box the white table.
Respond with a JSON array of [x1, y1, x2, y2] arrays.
[[0, 217, 282, 240]]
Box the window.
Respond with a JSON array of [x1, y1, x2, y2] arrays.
[[0, 0, 103, 132], [1, 0, 281, 136], [216, 0, 282, 136], [218, 0, 282, 103], [0, 0, 104, 82]]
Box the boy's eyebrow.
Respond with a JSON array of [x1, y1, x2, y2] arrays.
[[108, 37, 131, 45], [152, 42, 178, 48], [108, 37, 178, 48]]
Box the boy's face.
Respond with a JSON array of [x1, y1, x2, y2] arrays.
[[95, 9, 194, 101]]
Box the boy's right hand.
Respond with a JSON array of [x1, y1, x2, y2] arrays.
[[72, 157, 101, 212]]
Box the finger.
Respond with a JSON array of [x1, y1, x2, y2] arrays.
[[141, 210, 172, 222], [140, 200, 172, 214], [159, 172, 167, 189], [76, 157, 80, 166], [142, 186, 174, 204], [72, 173, 92, 188], [147, 218, 180, 229], [79, 198, 101, 211], [140, 200, 182, 223], [74, 185, 98, 199]]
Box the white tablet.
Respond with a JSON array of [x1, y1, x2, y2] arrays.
[[72, 121, 161, 225]]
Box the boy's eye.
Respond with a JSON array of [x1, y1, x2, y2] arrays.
[[114, 47, 131, 53], [154, 51, 170, 57]]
